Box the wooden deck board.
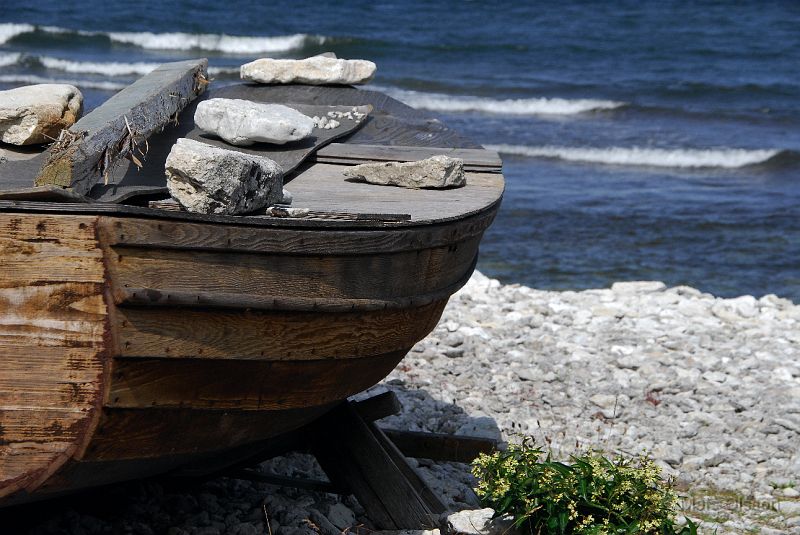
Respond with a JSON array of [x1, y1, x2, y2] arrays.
[[287, 162, 503, 223]]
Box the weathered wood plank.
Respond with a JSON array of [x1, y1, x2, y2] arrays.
[[312, 403, 437, 530], [370, 423, 447, 515], [316, 143, 502, 172], [104, 235, 479, 311], [95, 210, 497, 255], [353, 391, 402, 422], [226, 470, 342, 494], [0, 186, 91, 203], [0, 160, 504, 229], [35, 59, 208, 195], [107, 351, 406, 410], [382, 429, 499, 463], [285, 164, 505, 225], [82, 405, 334, 461], [114, 302, 444, 361], [0, 214, 109, 501]]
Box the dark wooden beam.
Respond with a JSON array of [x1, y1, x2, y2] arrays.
[[353, 391, 402, 422], [226, 469, 345, 494], [35, 59, 208, 195], [311, 402, 440, 530], [382, 429, 499, 463]]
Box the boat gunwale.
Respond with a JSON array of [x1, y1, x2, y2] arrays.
[[0, 193, 503, 231]]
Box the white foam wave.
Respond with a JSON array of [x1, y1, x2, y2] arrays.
[[0, 52, 21, 67], [39, 56, 161, 76], [0, 23, 34, 44], [384, 88, 624, 115], [25, 55, 236, 77], [105, 31, 322, 53], [0, 23, 322, 54], [488, 145, 780, 169], [0, 74, 126, 91]]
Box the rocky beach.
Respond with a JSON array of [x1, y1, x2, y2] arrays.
[[7, 271, 799, 535]]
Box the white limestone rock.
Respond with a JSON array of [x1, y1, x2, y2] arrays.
[[0, 84, 83, 145], [241, 56, 376, 85], [343, 155, 466, 189], [194, 98, 314, 146], [165, 138, 283, 215], [443, 509, 517, 535]]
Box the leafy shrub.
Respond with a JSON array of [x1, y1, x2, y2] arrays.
[[471, 438, 697, 534]]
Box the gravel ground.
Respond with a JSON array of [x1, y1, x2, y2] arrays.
[[4, 271, 799, 534]]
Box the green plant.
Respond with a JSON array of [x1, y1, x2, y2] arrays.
[[471, 438, 698, 534]]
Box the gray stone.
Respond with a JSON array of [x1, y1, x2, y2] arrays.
[[456, 417, 502, 442], [0, 84, 83, 145], [229, 523, 261, 535], [241, 56, 376, 85], [325, 503, 356, 530], [279, 188, 293, 205], [194, 99, 314, 146], [165, 138, 283, 215], [776, 501, 800, 516], [308, 509, 340, 535], [443, 508, 516, 535], [611, 281, 667, 294], [343, 155, 466, 189]]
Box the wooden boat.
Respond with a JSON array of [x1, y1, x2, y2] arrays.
[[0, 61, 504, 506]]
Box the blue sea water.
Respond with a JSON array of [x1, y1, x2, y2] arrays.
[[1, 1, 799, 300]]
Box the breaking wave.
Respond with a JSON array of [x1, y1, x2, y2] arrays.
[[487, 144, 787, 169], [0, 52, 21, 67], [38, 56, 161, 76], [34, 56, 237, 76], [0, 74, 126, 91], [105, 31, 323, 53], [384, 88, 625, 115], [0, 23, 34, 44], [0, 23, 324, 53]]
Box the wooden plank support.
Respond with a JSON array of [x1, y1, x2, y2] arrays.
[[353, 391, 403, 422], [35, 59, 209, 195], [226, 469, 345, 494], [382, 429, 499, 463], [311, 401, 441, 530], [315, 143, 503, 172], [369, 423, 447, 515]]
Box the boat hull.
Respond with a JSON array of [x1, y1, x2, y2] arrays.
[[0, 206, 495, 505]]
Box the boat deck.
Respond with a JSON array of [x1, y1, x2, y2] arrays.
[[0, 84, 504, 228]]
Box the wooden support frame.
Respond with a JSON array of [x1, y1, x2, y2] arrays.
[[183, 392, 499, 530]]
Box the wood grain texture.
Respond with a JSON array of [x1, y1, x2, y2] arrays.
[[0, 214, 110, 501], [105, 236, 480, 310], [114, 301, 445, 360], [35, 59, 208, 195], [315, 143, 502, 172], [15, 404, 335, 502], [107, 350, 406, 411], [313, 402, 438, 530], [286, 163, 504, 225], [381, 429, 498, 463], [96, 208, 497, 255], [83, 404, 334, 461]]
